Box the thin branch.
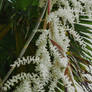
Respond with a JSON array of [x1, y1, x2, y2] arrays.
[[0, 1, 48, 90], [0, 0, 3, 11]]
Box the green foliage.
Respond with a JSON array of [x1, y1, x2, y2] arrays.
[[0, 0, 3, 10], [11, 0, 39, 10]]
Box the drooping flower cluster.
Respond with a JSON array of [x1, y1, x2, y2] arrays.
[[11, 56, 39, 68]]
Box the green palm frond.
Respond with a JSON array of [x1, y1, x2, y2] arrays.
[[68, 15, 92, 61], [67, 16, 92, 92]]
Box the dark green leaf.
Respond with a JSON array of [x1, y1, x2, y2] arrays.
[[0, 0, 3, 11]]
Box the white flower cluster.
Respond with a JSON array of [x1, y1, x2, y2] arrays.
[[47, 0, 92, 61], [61, 73, 75, 92], [10, 56, 39, 68], [48, 12, 70, 53], [82, 74, 92, 82], [35, 46, 51, 83], [3, 72, 32, 91], [30, 74, 45, 92], [36, 30, 49, 46], [67, 28, 86, 48], [49, 79, 58, 92], [3, 72, 45, 92], [6, 26, 70, 92], [50, 44, 68, 68], [36, 30, 52, 83], [14, 80, 32, 92], [41, 0, 92, 17]]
